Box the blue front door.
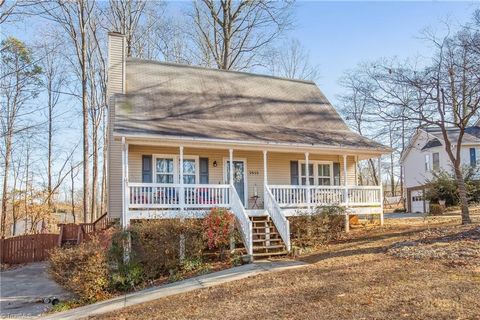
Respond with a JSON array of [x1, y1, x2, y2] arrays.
[[226, 160, 246, 206]]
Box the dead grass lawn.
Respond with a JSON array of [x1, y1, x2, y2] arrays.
[[91, 216, 480, 320]]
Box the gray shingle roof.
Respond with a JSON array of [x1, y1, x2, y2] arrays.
[[114, 59, 389, 151], [425, 126, 480, 145]]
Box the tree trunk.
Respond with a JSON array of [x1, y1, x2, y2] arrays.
[[453, 165, 471, 224], [71, 166, 76, 223], [47, 79, 53, 213], [368, 159, 378, 185], [1, 136, 12, 238], [91, 127, 98, 221], [81, 9, 90, 223]]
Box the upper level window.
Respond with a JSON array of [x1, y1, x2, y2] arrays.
[[424, 154, 430, 172], [432, 152, 440, 171], [470, 148, 478, 167]]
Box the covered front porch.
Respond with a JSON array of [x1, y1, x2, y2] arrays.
[[120, 139, 384, 236]]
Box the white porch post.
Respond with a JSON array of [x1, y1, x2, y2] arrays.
[[378, 156, 384, 226], [179, 146, 185, 260], [305, 152, 311, 210], [121, 137, 126, 228], [179, 146, 185, 212], [263, 150, 268, 186], [229, 149, 234, 186], [263, 150, 268, 206], [121, 137, 131, 262], [343, 154, 350, 232]]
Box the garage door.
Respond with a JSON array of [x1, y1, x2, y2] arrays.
[[411, 190, 429, 213]]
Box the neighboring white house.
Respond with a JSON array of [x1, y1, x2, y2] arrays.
[[401, 126, 480, 213]]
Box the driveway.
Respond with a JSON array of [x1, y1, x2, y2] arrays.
[[0, 262, 71, 319], [384, 212, 426, 219]]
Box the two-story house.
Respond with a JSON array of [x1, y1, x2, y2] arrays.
[[401, 126, 480, 213]]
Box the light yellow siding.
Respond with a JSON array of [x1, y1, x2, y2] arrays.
[[127, 145, 357, 210], [107, 34, 126, 218]]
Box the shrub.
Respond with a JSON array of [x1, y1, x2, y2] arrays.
[[48, 237, 110, 303], [393, 208, 407, 213], [429, 203, 444, 216], [289, 206, 344, 248], [202, 208, 235, 256], [425, 168, 480, 206], [107, 230, 145, 291], [110, 219, 205, 282]]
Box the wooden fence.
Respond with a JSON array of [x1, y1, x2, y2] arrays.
[[0, 233, 59, 264]]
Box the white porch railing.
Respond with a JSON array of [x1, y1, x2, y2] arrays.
[[128, 183, 230, 209], [264, 185, 291, 252], [268, 185, 382, 208], [230, 186, 253, 256]]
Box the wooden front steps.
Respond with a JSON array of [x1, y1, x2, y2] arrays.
[[250, 216, 288, 259]]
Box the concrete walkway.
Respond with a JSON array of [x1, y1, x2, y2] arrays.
[[1, 262, 71, 319], [40, 260, 305, 320]]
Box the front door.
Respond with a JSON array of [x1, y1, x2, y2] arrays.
[[225, 160, 247, 206]]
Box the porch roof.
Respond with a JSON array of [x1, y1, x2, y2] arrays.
[[113, 59, 390, 153]]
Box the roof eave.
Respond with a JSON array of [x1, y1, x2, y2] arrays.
[[113, 131, 392, 155]]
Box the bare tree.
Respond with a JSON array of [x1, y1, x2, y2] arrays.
[[86, 14, 107, 221], [105, 0, 148, 57], [266, 38, 320, 81], [190, 0, 293, 70], [338, 68, 380, 186], [364, 27, 480, 224], [0, 0, 40, 25], [37, 36, 66, 215], [39, 0, 96, 222], [0, 37, 42, 238]]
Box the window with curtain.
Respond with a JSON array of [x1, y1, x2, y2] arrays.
[[182, 159, 196, 184], [424, 154, 430, 172], [156, 158, 174, 183]]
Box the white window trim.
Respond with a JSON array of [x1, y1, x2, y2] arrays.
[[432, 152, 440, 171], [424, 154, 431, 172], [153, 154, 199, 184], [298, 160, 334, 186]]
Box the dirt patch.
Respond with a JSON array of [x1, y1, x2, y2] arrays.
[[90, 220, 480, 320]]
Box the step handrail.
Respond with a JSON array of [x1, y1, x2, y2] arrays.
[[229, 185, 253, 256], [264, 185, 291, 252]]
